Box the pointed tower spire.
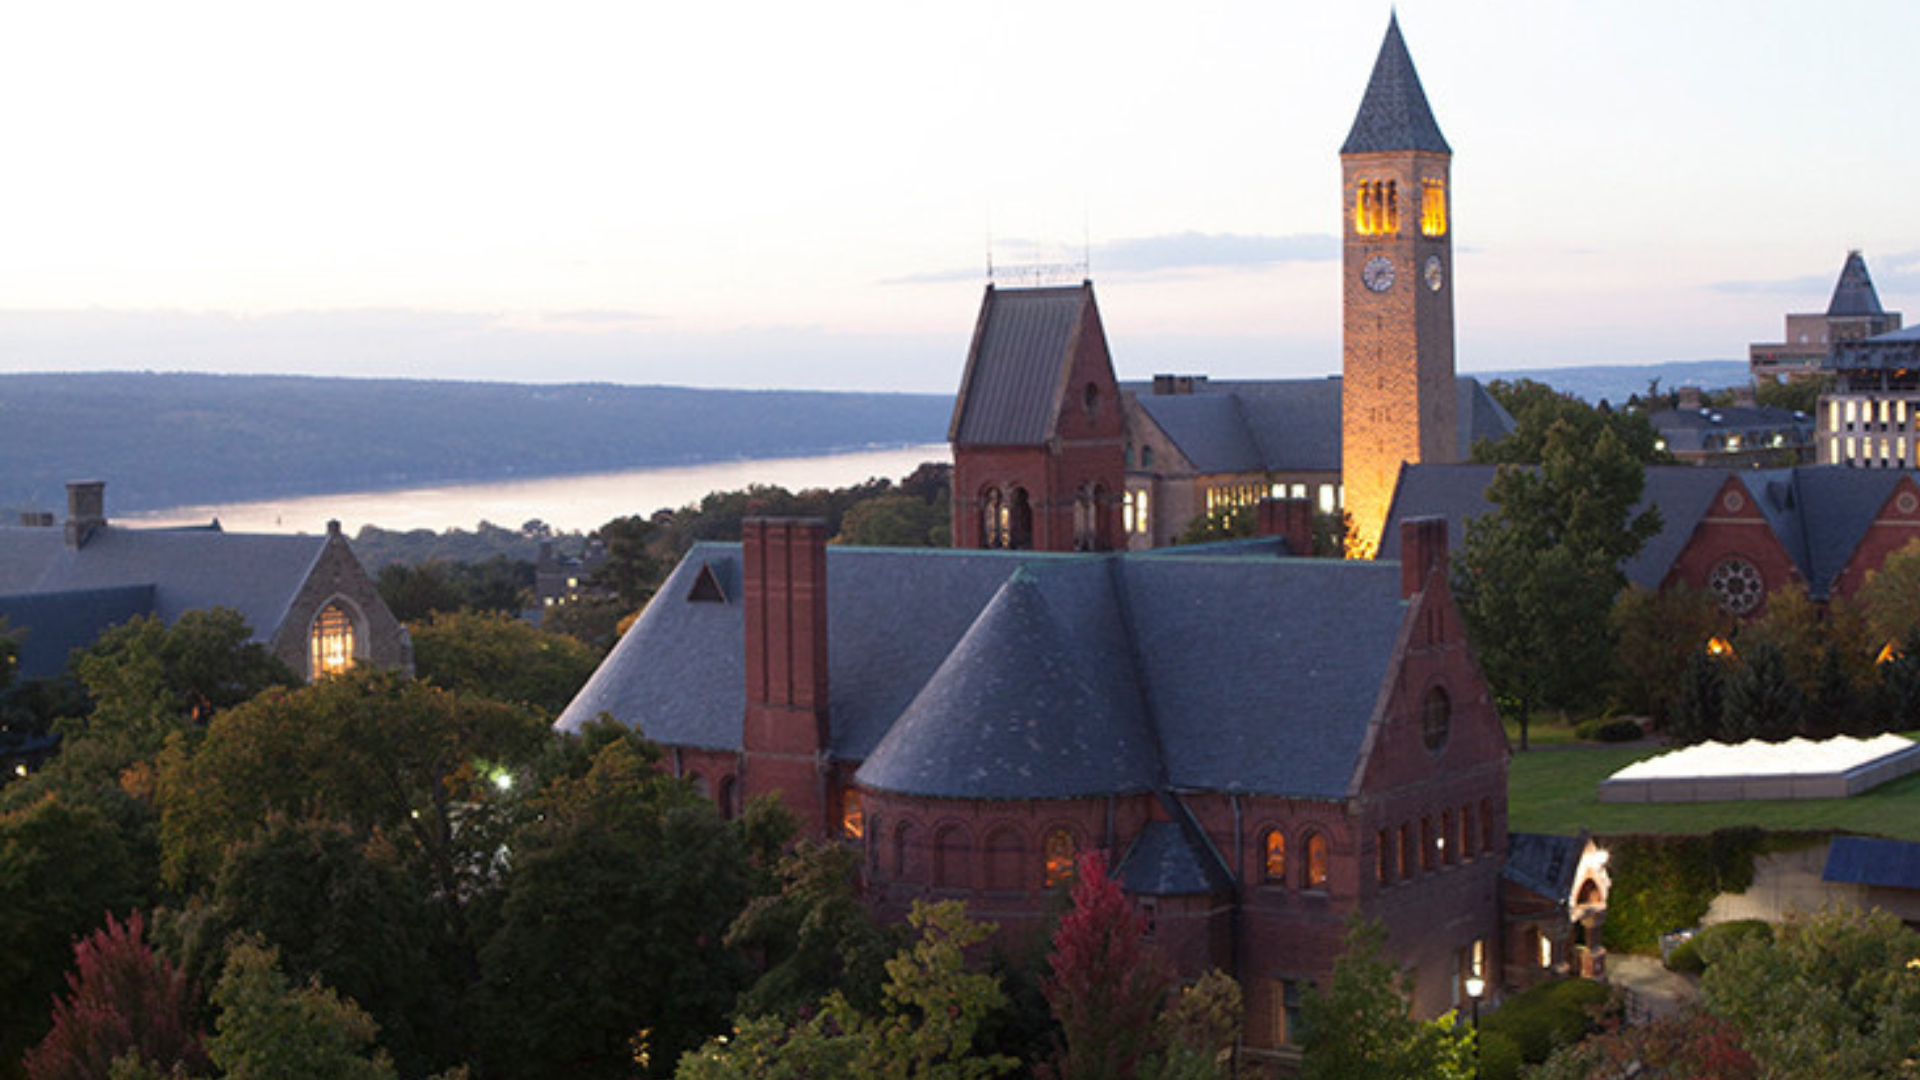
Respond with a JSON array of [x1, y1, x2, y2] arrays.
[[1342, 14, 1450, 155], [1828, 250, 1886, 318]]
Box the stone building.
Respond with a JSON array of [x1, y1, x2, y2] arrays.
[[0, 480, 409, 682], [1649, 385, 1814, 466], [1751, 251, 1902, 384]]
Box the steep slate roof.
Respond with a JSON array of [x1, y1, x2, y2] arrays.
[[1116, 820, 1232, 897], [1126, 377, 1511, 474], [1502, 832, 1586, 901], [0, 524, 331, 665], [0, 585, 154, 680], [1648, 406, 1813, 457], [948, 284, 1090, 446], [1823, 836, 1920, 890], [558, 543, 1412, 802], [1380, 464, 1904, 599], [1341, 15, 1450, 155], [1828, 251, 1886, 318]]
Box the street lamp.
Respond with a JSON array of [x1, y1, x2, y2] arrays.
[[1463, 974, 1485, 1080]]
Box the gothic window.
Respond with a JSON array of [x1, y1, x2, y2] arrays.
[[1305, 833, 1330, 889], [1044, 829, 1075, 887], [1421, 179, 1447, 237], [1708, 557, 1764, 615], [894, 822, 914, 879], [933, 825, 969, 888], [1376, 829, 1392, 885], [1354, 179, 1400, 236], [982, 487, 1008, 549], [1262, 829, 1287, 883], [309, 601, 356, 678], [842, 789, 864, 841], [1421, 686, 1451, 751], [1009, 487, 1034, 550]]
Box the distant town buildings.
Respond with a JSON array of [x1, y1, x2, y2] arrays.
[[1819, 320, 1920, 469], [1750, 250, 1902, 384], [1649, 385, 1815, 466]]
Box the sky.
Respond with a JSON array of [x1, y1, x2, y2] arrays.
[[0, 0, 1915, 393]]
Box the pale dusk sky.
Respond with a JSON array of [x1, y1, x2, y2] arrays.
[[0, 0, 1913, 392]]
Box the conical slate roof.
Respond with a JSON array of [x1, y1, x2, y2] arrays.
[[854, 564, 1160, 800], [1828, 251, 1886, 318], [1341, 14, 1450, 155]]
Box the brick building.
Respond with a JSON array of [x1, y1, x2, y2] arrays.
[[1751, 250, 1902, 384]]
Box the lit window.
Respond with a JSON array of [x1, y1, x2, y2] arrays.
[[1305, 834, 1329, 889], [309, 602, 356, 678], [1127, 489, 1151, 536], [1354, 178, 1400, 236], [842, 789, 864, 841], [1044, 829, 1076, 887], [1264, 830, 1287, 883], [1847, 400, 1859, 425], [1421, 178, 1447, 237], [1536, 928, 1553, 968]]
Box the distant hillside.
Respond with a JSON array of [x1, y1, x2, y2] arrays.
[[0, 372, 951, 514], [1470, 360, 1753, 405]]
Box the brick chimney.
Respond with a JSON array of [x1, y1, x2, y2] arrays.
[[1256, 497, 1317, 557], [1400, 516, 1449, 599], [64, 480, 106, 549], [1677, 385, 1703, 411], [740, 517, 831, 837]]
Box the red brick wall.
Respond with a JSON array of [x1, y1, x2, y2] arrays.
[[1661, 477, 1805, 616], [1830, 476, 1920, 600]]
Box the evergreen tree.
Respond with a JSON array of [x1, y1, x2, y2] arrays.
[[1668, 647, 1728, 745], [1722, 642, 1807, 742]]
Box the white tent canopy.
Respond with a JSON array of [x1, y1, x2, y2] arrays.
[[1599, 734, 1920, 803]]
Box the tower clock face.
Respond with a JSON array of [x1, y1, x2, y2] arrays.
[[1362, 255, 1395, 293], [1424, 255, 1444, 292]]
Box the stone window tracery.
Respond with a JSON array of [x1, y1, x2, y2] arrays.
[[1708, 556, 1765, 615], [1421, 179, 1447, 236], [310, 601, 356, 678], [1354, 179, 1399, 236]]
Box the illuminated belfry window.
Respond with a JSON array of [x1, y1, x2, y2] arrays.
[[1354, 179, 1399, 236], [1420, 179, 1447, 236], [310, 602, 355, 678]]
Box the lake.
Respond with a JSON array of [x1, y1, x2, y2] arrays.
[[121, 444, 949, 536]]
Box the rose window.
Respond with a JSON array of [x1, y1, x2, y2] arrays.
[[1708, 557, 1764, 615]]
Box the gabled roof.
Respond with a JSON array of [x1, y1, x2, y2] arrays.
[[1502, 832, 1587, 901], [1116, 820, 1232, 897], [558, 543, 1413, 801], [1648, 406, 1814, 456], [1828, 251, 1886, 318], [1341, 15, 1450, 156], [948, 284, 1095, 446], [0, 585, 154, 680], [1379, 464, 1907, 599], [1126, 377, 1511, 475], [0, 524, 330, 659]]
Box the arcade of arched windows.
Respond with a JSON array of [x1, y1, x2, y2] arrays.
[[865, 816, 1084, 894], [977, 485, 1034, 550], [1367, 798, 1502, 890]]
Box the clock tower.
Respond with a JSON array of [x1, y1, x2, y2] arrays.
[[1341, 14, 1456, 558]]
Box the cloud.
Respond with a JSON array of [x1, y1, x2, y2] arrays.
[[885, 231, 1337, 285], [1712, 250, 1920, 297]]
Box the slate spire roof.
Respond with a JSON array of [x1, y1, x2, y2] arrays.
[[1341, 14, 1450, 155], [1828, 250, 1886, 318]]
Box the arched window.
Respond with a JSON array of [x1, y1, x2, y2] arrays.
[[1422, 687, 1451, 751], [1441, 810, 1456, 864], [309, 601, 357, 678], [1009, 487, 1034, 550], [1421, 178, 1447, 237], [1421, 817, 1436, 871], [1305, 833, 1330, 889], [1460, 803, 1475, 860], [981, 487, 1007, 549], [934, 825, 970, 888], [1262, 829, 1287, 884], [1376, 829, 1393, 885], [1092, 484, 1113, 551], [894, 822, 914, 879], [985, 827, 1025, 891], [842, 789, 864, 841], [1043, 829, 1075, 887]]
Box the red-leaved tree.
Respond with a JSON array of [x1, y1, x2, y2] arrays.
[[24, 911, 208, 1080], [1042, 850, 1173, 1080]]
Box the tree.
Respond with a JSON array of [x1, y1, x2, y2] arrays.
[[205, 937, 399, 1080], [1754, 373, 1828, 416], [1700, 906, 1920, 1080], [1720, 641, 1807, 742], [1609, 585, 1726, 725], [1859, 537, 1920, 651], [675, 901, 1018, 1080], [1041, 851, 1172, 1080], [1175, 506, 1254, 546], [67, 609, 295, 756], [1668, 647, 1729, 746], [1151, 970, 1243, 1080], [1299, 919, 1474, 1080], [0, 795, 144, 1072], [409, 610, 602, 716], [836, 492, 950, 547], [1453, 421, 1662, 747], [476, 738, 759, 1080], [1472, 379, 1670, 466], [587, 514, 665, 608], [23, 911, 206, 1080], [724, 839, 898, 1019], [1529, 1011, 1756, 1080]]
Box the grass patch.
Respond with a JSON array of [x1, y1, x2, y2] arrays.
[[1507, 745, 1920, 840]]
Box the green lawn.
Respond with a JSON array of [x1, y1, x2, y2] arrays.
[[1507, 743, 1920, 840]]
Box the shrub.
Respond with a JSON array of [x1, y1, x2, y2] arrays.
[[1575, 717, 1645, 742], [1479, 1028, 1523, 1080], [1666, 919, 1775, 974], [1479, 978, 1612, 1064]]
